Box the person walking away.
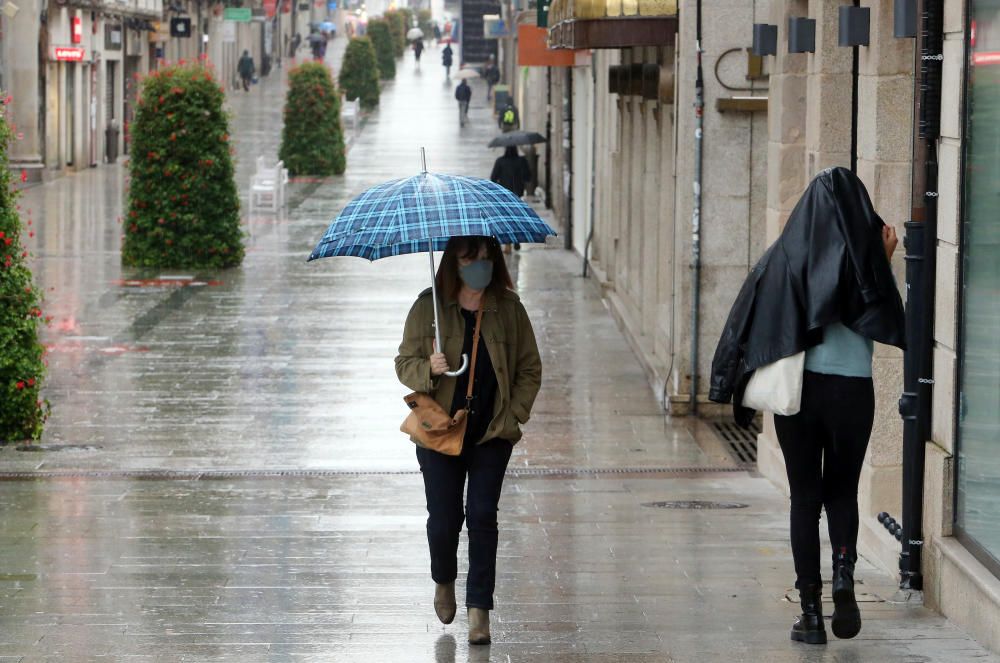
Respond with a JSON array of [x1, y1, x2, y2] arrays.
[[709, 167, 906, 647], [396, 236, 542, 646], [484, 56, 500, 101], [310, 32, 324, 61], [455, 79, 472, 127], [289, 33, 302, 60], [442, 44, 454, 78], [498, 102, 519, 132], [237, 50, 255, 92], [413, 38, 425, 66], [433, 23, 442, 46], [490, 146, 530, 252]]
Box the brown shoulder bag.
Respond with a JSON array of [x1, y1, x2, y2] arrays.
[[400, 306, 484, 456]]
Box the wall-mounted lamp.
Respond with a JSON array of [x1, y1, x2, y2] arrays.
[[788, 17, 816, 53], [752, 23, 778, 57], [894, 0, 917, 38], [839, 6, 870, 47]]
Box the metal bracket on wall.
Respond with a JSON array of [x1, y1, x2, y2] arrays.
[[716, 96, 768, 113]]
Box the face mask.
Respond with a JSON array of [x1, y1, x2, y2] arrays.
[[459, 260, 493, 290]]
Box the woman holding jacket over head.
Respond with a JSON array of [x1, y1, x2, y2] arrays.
[[710, 167, 906, 646], [395, 235, 542, 646]]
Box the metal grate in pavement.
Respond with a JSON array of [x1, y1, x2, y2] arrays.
[[642, 500, 749, 510], [712, 419, 761, 466], [0, 466, 748, 482]]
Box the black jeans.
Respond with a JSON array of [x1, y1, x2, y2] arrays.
[[774, 371, 874, 588], [416, 438, 513, 610]]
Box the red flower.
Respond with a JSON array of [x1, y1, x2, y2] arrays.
[[28, 231, 34, 238], [2, 95, 11, 105], [4, 237, 12, 246], [27, 378, 35, 387], [16, 381, 25, 390], [20, 170, 27, 183]]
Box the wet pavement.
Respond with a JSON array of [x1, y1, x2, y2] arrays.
[[1, 39, 997, 662]]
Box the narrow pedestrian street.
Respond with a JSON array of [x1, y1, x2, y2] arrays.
[[0, 45, 996, 663]]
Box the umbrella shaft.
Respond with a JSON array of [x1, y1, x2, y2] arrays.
[[429, 249, 443, 352]]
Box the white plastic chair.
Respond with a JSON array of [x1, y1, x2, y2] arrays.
[[249, 157, 287, 215], [341, 97, 360, 134]]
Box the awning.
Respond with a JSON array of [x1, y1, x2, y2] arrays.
[[547, 0, 678, 50]]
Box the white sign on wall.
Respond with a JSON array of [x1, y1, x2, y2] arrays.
[[222, 21, 237, 43]]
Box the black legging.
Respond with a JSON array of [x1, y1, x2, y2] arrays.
[[774, 370, 875, 588]]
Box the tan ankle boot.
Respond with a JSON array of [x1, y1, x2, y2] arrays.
[[468, 607, 491, 645], [434, 582, 456, 624]]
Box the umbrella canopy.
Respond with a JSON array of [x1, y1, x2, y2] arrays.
[[407, 27, 424, 40], [453, 68, 480, 80], [488, 131, 547, 148], [308, 172, 555, 261], [319, 21, 335, 31], [308, 163, 557, 377]]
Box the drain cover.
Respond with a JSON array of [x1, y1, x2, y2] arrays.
[[712, 419, 760, 465], [642, 500, 749, 509]]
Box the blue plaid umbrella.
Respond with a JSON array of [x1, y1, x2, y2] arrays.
[[308, 156, 556, 376]]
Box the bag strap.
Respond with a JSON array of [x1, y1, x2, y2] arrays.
[[465, 306, 485, 407]]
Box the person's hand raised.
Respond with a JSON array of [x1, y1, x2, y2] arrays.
[[430, 341, 450, 377], [882, 224, 898, 262]]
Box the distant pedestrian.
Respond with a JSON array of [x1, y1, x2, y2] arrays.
[[710, 168, 906, 647], [442, 44, 454, 78], [413, 39, 424, 65], [433, 23, 442, 45], [396, 235, 542, 646], [455, 78, 471, 127], [289, 32, 302, 59], [309, 31, 324, 61], [490, 146, 530, 252], [498, 102, 519, 132], [483, 56, 500, 101], [237, 50, 255, 92]]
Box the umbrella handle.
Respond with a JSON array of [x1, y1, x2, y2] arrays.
[[444, 353, 469, 377]]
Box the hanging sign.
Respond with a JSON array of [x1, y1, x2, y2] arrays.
[[223, 7, 252, 21], [52, 46, 86, 61], [263, 0, 277, 18]]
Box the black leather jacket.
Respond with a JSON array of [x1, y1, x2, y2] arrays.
[[709, 167, 906, 425]]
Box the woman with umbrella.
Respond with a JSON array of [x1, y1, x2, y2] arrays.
[[309, 153, 553, 646], [396, 236, 541, 645]]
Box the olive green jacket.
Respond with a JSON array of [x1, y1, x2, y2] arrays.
[[395, 288, 542, 446]]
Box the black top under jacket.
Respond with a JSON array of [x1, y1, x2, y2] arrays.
[[450, 308, 499, 445], [709, 167, 906, 426]]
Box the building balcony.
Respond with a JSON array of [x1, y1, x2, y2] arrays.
[[546, 0, 677, 50]]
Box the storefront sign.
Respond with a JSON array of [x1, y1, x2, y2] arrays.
[[223, 7, 252, 22], [517, 25, 574, 66], [483, 14, 509, 39], [71, 16, 83, 43], [263, 0, 277, 18], [221, 21, 236, 42], [52, 46, 86, 61], [170, 17, 191, 37]]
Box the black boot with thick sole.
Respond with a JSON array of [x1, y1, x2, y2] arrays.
[[831, 553, 862, 639], [791, 582, 827, 645]]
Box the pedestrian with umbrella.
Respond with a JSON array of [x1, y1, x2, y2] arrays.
[[308, 151, 553, 646], [412, 38, 424, 66], [488, 131, 547, 201], [441, 44, 454, 78], [490, 146, 532, 252], [308, 31, 325, 61]]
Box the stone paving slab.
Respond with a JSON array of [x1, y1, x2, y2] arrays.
[[0, 33, 997, 663]]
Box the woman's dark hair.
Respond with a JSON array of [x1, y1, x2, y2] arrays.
[[435, 236, 513, 300], [503, 146, 518, 158]]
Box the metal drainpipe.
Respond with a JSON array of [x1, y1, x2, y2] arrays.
[[689, 0, 704, 415], [583, 56, 597, 278], [565, 67, 573, 251], [545, 68, 552, 209], [898, 0, 942, 593]]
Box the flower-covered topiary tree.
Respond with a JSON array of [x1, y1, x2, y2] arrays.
[[280, 62, 346, 177], [339, 37, 380, 110], [385, 10, 407, 57], [417, 10, 433, 38], [367, 19, 396, 80], [0, 99, 49, 443], [123, 64, 243, 268]]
